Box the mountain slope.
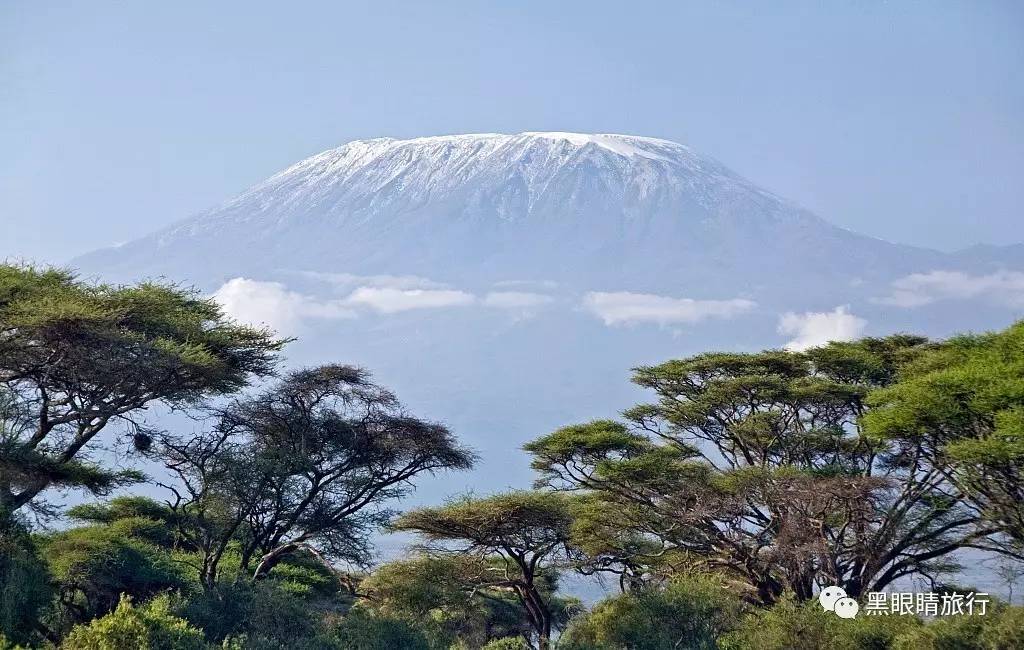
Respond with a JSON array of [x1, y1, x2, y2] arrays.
[[74, 132, 954, 298]]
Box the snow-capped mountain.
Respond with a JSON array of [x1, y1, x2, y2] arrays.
[[75, 132, 969, 299], [71, 132, 1022, 504]]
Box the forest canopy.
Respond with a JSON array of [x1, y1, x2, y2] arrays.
[[1, 265, 1022, 649]]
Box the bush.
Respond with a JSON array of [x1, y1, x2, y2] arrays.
[[174, 579, 323, 645], [61, 595, 206, 650], [43, 522, 188, 626], [980, 605, 1024, 649], [890, 604, 1024, 650], [719, 595, 921, 650], [328, 608, 433, 650], [560, 574, 744, 650]]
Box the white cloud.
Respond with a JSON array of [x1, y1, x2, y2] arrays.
[[876, 270, 1024, 308], [213, 277, 475, 332], [345, 287, 475, 314], [582, 291, 756, 326], [213, 278, 356, 334], [777, 306, 867, 351], [298, 271, 445, 291], [483, 291, 555, 309]]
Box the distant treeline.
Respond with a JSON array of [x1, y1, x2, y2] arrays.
[[1, 264, 1023, 649]]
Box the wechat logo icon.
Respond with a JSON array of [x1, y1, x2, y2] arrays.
[[819, 585, 859, 619]]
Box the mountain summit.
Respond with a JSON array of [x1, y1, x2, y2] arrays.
[[75, 132, 994, 299]]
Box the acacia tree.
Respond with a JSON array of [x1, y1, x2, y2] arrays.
[[865, 320, 1024, 558], [157, 364, 475, 589], [393, 491, 577, 650], [362, 555, 575, 647], [527, 337, 989, 603], [0, 265, 283, 522]]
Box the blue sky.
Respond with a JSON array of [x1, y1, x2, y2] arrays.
[[2, 1, 1022, 263]]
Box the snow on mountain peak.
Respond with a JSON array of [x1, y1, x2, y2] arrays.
[[211, 131, 750, 229], [282, 131, 697, 178], [101, 128, 832, 285]]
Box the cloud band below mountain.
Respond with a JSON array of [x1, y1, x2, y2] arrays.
[[877, 270, 1024, 308], [213, 277, 560, 333], [345, 287, 475, 314], [582, 291, 756, 326]]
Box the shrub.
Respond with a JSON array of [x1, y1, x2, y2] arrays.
[[61, 595, 206, 650], [174, 579, 322, 645], [720, 595, 920, 650], [980, 605, 1024, 649], [890, 604, 1024, 650], [43, 523, 188, 626], [329, 608, 433, 650], [561, 574, 744, 650]]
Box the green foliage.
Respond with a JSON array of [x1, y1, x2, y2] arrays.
[[361, 555, 484, 645], [526, 335, 985, 603], [165, 552, 347, 647], [719, 595, 921, 650], [980, 606, 1024, 649], [61, 595, 207, 650], [363, 555, 477, 618], [884, 604, 1024, 650], [0, 264, 1017, 650], [43, 520, 189, 627], [0, 265, 282, 396], [394, 492, 576, 649], [258, 552, 343, 601], [865, 321, 1024, 551], [524, 420, 656, 482], [567, 494, 667, 584], [68, 497, 176, 528], [328, 608, 433, 650], [363, 555, 574, 648], [560, 574, 744, 650], [0, 443, 145, 515], [172, 581, 323, 646], [159, 364, 474, 588], [0, 264, 284, 518], [0, 522, 53, 646], [395, 491, 574, 552]]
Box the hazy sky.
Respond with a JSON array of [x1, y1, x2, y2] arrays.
[[2, 1, 1022, 264]]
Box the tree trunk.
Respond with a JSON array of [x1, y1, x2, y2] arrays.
[[252, 542, 302, 580], [522, 584, 552, 650], [200, 558, 218, 591], [538, 617, 551, 650]]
